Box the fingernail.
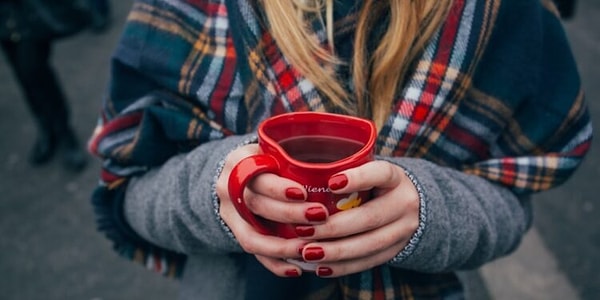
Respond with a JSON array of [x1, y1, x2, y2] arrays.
[[285, 269, 301, 277], [328, 174, 348, 190], [303, 246, 324, 261], [305, 206, 327, 222], [317, 266, 333, 277], [294, 226, 315, 237], [285, 187, 305, 200]]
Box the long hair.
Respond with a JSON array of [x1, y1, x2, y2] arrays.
[[261, 0, 453, 129]]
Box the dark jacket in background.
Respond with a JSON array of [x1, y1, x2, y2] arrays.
[[0, 0, 91, 42]]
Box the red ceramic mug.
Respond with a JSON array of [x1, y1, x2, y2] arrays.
[[227, 112, 377, 239]]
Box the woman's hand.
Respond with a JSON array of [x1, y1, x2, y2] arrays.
[[297, 160, 421, 277], [215, 144, 329, 277], [217, 148, 420, 278]]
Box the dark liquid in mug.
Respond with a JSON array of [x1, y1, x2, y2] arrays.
[[279, 135, 365, 163]]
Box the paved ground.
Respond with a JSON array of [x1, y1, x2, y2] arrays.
[[0, 1, 598, 299], [0, 2, 179, 299]]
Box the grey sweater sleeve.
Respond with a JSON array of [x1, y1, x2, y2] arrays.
[[122, 134, 257, 255], [384, 156, 533, 272], [123, 138, 532, 272]]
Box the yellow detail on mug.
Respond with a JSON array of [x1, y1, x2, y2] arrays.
[[336, 192, 362, 211]]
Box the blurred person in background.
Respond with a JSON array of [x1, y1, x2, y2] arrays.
[[0, 0, 89, 171], [89, 0, 111, 32]]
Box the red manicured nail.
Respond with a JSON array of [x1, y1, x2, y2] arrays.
[[285, 269, 300, 277], [317, 267, 333, 277], [328, 174, 348, 190], [285, 187, 305, 200], [305, 206, 327, 222], [294, 226, 315, 237], [303, 247, 325, 261], [317, 266, 333, 277]]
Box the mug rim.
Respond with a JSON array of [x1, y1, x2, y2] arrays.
[[257, 112, 377, 170]]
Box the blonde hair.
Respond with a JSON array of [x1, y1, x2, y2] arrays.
[[261, 0, 453, 129]]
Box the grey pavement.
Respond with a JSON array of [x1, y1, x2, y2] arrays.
[[0, 1, 598, 299]]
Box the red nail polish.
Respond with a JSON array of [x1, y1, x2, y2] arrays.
[[285, 187, 305, 200], [317, 266, 333, 277], [303, 247, 325, 261], [294, 226, 315, 237], [285, 269, 300, 277], [305, 206, 327, 222], [328, 174, 348, 190]]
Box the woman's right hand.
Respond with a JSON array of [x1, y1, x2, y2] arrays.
[[215, 144, 329, 277]]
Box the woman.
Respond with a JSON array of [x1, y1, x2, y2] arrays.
[[88, 0, 592, 299]]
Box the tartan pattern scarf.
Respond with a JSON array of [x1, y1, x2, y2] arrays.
[[88, 0, 592, 298]]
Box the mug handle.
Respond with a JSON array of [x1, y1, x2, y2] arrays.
[[227, 154, 280, 235]]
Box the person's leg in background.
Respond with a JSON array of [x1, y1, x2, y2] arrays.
[[1, 38, 87, 171], [89, 0, 111, 32]]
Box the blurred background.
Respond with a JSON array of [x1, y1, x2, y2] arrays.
[[0, 0, 598, 299]]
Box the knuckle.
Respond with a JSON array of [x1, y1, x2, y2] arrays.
[[244, 193, 261, 213], [362, 209, 385, 231], [223, 152, 241, 170], [325, 244, 343, 261], [316, 221, 338, 239], [371, 234, 394, 254], [236, 232, 260, 254], [280, 207, 296, 223], [240, 239, 259, 254], [254, 175, 279, 195], [215, 180, 227, 200], [353, 165, 369, 180], [271, 244, 290, 258], [406, 198, 420, 217], [385, 162, 400, 182]]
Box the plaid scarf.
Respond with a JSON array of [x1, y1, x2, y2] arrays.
[[88, 0, 592, 298]]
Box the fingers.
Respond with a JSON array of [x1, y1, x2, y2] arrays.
[[303, 187, 416, 242], [308, 186, 419, 239], [290, 160, 421, 277], [300, 211, 417, 262], [220, 195, 307, 255], [218, 144, 328, 225], [296, 215, 416, 277], [244, 173, 330, 224], [219, 170, 310, 278], [305, 160, 419, 239], [215, 144, 260, 206], [255, 255, 305, 278], [328, 160, 404, 194], [310, 242, 404, 277], [220, 152, 420, 278]]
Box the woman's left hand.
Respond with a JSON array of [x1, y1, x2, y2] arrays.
[[298, 160, 421, 277]]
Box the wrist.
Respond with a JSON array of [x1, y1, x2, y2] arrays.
[[388, 167, 427, 265]]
